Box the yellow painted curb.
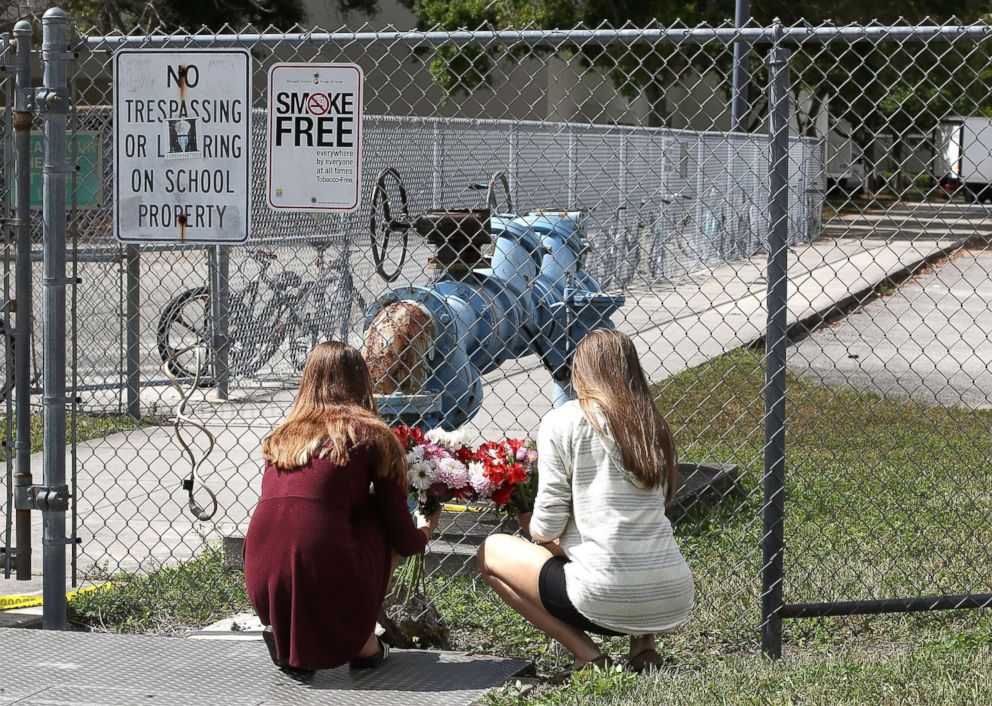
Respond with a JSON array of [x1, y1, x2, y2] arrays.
[[0, 582, 114, 611], [442, 503, 480, 513]]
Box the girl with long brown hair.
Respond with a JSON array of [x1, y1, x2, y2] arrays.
[[244, 342, 440, 676], [477, 329, 693, 676]]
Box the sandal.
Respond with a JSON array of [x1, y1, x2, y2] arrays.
[[628, 648, 667, 674], [547, 654, 615, 685], [349, 636, 390, 670], [262, 626, 316, 681]]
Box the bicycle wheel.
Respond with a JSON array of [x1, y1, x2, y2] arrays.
[[326, 272, 368, 347], [157, 286, 213, 381], [286, 310, 317, 372], [226, 281, 286, 378]]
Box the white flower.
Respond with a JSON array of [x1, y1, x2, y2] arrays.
[[406, 445, 425, 464], [425, 427, 472, 450], [468, 461, 495, 499], [408, 460, 435, 490]]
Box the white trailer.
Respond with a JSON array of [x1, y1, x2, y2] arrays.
[[825, 118, 865, 195], [934, 117, 992, 202]]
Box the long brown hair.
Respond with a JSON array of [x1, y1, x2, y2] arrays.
[[572, 329, 677, 502], [261, 341, 406, 486]]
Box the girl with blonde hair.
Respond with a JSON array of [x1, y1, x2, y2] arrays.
[[244, 341, 439, 676], [477, 329, 694, 676]]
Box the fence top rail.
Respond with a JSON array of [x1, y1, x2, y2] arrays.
[[70, 104, 820, 146], [78, 23, 992, 51]]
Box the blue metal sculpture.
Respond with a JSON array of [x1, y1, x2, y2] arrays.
[[364, 170, 625, 430]]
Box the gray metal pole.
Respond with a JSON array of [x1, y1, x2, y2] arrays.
[[731, 0, 751, 132], [568, 129, 578, 210], [208, 246, 230, 400], [761, 34, 790, 659], [11, 19, 34, 582], [39, 7, 70, 630], [125, 245, 141, 419]]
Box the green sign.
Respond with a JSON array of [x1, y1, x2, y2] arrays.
[[29, 131, 103, 209]]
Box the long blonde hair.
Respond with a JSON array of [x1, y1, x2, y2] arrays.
[[261, 341, 406, 486], [572, 329, 677, 502]]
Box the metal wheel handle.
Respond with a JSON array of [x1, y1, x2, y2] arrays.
[[369, 168, 411, 283]]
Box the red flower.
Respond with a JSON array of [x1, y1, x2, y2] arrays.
[[507, 463, 527, 485], [490, 484, 514, 506], [393, 424, 426, 450]]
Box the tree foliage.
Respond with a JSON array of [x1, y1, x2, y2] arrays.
[[400, 0, 992, 133], [57, 0, 307, 33]]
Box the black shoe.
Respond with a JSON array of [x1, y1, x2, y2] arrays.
[[349, 637, 390, 670], [263, 626, 316, 680]]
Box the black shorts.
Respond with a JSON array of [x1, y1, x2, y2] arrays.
[[538, 555, 622, 637]]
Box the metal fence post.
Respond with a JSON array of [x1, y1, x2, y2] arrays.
[[208, 246, 230, 400], [39, 7, 71, 630], [10, 19, 33, 582], [761, 31, 790, 659], [509, 123, 519, 209], [619, 131, 628, 211], [731, 0, 751, 133], [8, 20, 32, 581], [125, 245, 140, 419], [567, 127, 577, 209], [431, 122, 443, 209]]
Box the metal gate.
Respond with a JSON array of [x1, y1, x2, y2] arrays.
[[4, 8, 992, 662]]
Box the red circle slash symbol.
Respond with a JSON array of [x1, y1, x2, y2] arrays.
[[307, 93, 330, 116]]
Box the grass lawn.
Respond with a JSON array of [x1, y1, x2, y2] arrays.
[[64, 349, 992, 704], [0, 412, 153, 463]]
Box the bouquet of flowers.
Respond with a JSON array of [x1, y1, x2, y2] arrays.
[[470, 438, 539, 515], [391, 425, 470, 599], [390, 425, 539, 600]]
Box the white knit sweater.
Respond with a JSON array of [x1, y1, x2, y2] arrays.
[[529, 400, 694, 634]]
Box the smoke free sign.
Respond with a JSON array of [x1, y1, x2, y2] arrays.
[[267, 63, 363, 212]]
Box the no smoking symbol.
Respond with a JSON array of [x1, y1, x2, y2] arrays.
[[307, 94, 330, 116]]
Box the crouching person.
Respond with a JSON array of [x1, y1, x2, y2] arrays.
[[477, 329, 694, 677], [244, 342, 440, 677]]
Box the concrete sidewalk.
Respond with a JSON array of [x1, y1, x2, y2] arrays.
[[789, 247, 992, 408], [473, 234, 961, 439], [0, 204, 970, 598]]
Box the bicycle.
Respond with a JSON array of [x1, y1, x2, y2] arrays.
[[156, 240, 367, 381], [648, 192, 695, 281]]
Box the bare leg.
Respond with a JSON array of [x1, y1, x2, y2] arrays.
[[477, 534, 602, 665], [356, 550, 404, 659], [629, 633, 655, 659]]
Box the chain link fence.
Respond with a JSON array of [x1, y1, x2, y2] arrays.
[[3, 14, 992, 657]]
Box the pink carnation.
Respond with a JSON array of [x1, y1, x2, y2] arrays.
[[434, 456, 469, 489]]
